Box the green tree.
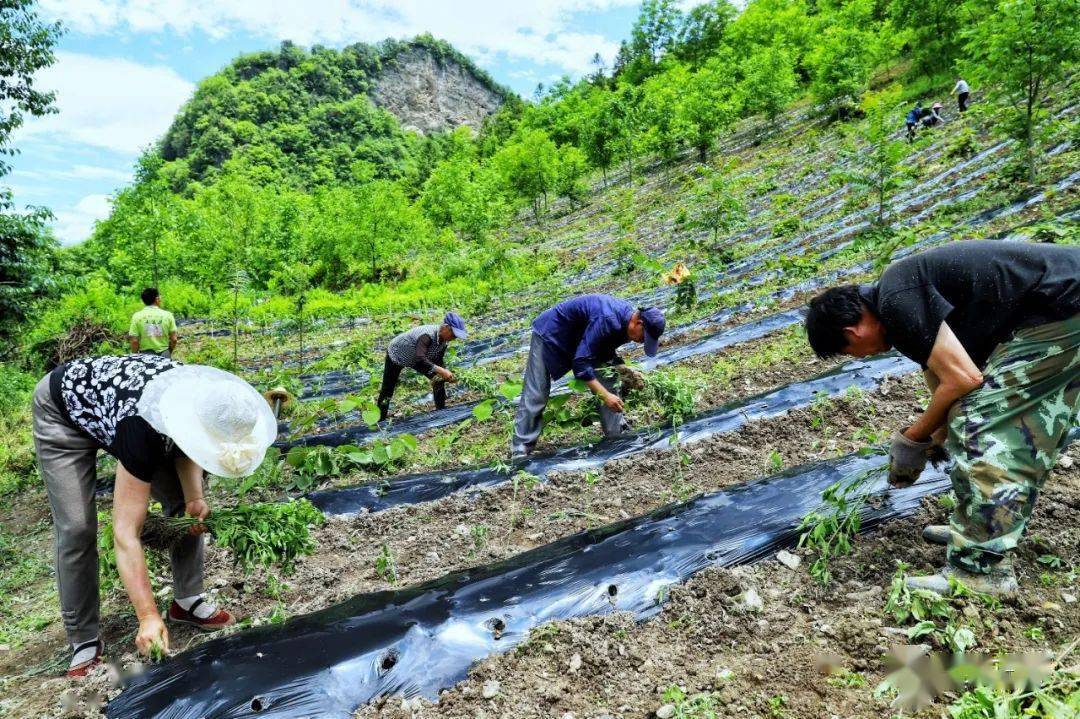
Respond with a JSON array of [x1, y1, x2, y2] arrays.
[[617, 0, 684, 83], [887, 0, 965, 76], [834, 88, 912, 224], [807, 0, 886, 118], [554, 145, 589, 208], [612, 86, 645, 183], [580, 90, 621, 185], [679, 57, 740, 161], [726, 0, 813, 72], [675, 1, 738, 67], [492, 129, 558, 220], [641, 64, 691, 167], [964, 0, 1080, 182], [0, 1, 62, 341], [689, 163, 746, 250], [739, 46, 798, 128], [420, 154, 506, 242]]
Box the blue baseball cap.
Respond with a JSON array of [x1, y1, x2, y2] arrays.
[[444, 311, 468, 339], [640, 307, 665, 357]]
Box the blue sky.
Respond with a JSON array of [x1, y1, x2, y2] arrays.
[[8, 1, 653, 246]]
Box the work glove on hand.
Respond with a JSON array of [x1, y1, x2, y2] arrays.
[[927, 427, 949, 468], [888, 430, 932, 487]]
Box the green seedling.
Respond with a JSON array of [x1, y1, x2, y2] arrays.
[[147, 640, 166, 663], [641, 370, 699, 426], [797, 469, 875, 585], [883, 562, 989, 653], [376, 543, 398, 584], [147, 499, 324, 574]]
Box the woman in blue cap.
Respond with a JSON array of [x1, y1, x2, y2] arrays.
[[377, 312, 468, 420]]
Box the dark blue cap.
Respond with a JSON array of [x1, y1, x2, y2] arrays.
[[640, 307, 665, 357], [444, 311, 468, 339]]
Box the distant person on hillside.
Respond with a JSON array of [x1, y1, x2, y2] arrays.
[[952, 77, 970, 113], [376, 312, 468, 421], [922, 103, 945, 128], [510, 295, 665, 458], [804, 242, 1080, 596], [32, 355, 276, 675], [905, 102, 923, 141], [129, 288, 177, 358]]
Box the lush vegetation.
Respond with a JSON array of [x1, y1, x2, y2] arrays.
[[6, 0, 1073, 369]]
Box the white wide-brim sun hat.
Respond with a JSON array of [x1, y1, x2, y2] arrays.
[[137, 365, 277, 478]]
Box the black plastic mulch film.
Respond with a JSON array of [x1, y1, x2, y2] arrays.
[[307, 352, 917, 516], [108, 448, 961, 718]]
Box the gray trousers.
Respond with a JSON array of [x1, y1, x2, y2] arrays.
[[140, 349, 171, 359], [32, 377, 203, 646], [511, 333, 625, 455]]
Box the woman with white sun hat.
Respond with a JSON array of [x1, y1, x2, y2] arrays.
[[31, 354, 276, 677]]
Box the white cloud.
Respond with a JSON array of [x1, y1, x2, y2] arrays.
[[13, 164, 132, 182], [53, 193, 113, 246], [18, 52, 194, 154], [42, 0, 635, 75]]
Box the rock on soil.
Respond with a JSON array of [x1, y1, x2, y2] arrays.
[[776, 550, 801, 569]]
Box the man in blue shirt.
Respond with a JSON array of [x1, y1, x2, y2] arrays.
[[511, 294, 665, 457]]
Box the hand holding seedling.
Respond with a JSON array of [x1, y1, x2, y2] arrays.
[[436, 367, 456, 383], [136, 615, 169, 657], [185, 498, 210, 535]]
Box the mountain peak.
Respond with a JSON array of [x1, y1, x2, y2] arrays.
[[371, 38, 509, 135]]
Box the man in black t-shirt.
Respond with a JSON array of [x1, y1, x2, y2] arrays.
[[805, 241, 1080, 595]]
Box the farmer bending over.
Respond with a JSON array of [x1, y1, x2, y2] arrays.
[[377, 312, 468, 421], [33, 355, 276, 676], [805, 241, 1080, 595], [129, 287, 177, 358], [511, 294, 665, 458]]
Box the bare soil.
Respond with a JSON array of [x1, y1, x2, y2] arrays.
[[359, 443, 1080, 719], [0, 371, 926, 717]]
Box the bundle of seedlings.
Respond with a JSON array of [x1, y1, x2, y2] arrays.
[[140, 499, 324, 574]]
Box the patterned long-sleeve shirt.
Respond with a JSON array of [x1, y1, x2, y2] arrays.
[[386, 324, 447, 377]]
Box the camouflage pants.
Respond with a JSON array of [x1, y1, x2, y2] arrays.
[[946, 314, 1080, 574]]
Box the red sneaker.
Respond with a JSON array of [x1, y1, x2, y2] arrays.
[[167, 599, 236, 632], [67, 639, 104, 678]]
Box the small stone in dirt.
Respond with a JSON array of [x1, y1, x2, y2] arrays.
[[561, 713, 576, 719], [776, 550, 801, 569], [656, 704, 676, 719], [1058, 454, 1075, 469], [1062, 593, 1076, 604], [742, 587, 764, 612], [568, 653, 582, 673], [481, 679, 500, 699]]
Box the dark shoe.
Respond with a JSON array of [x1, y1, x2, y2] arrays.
[[67, 639, 104, 678], [922, 525, 950, 545], [167, 599, 235, 632], [905, 564, 1018, 597]]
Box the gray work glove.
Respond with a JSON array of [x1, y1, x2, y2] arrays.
[[888, 430, 932, 487]]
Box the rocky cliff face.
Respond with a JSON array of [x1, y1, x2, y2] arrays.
[[369, 47, 505, 135]]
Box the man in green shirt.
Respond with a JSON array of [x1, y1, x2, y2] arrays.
[[129, 288, 178, 358]]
